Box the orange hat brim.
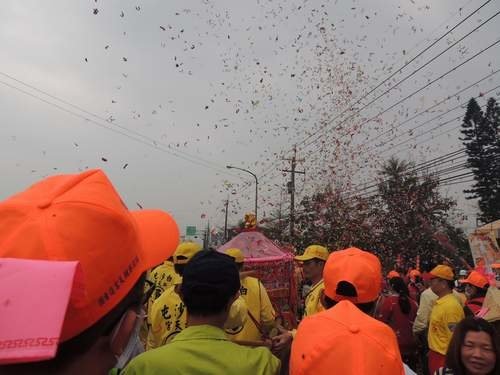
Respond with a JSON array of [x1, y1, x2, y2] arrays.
[[131, 210, 180, 270]]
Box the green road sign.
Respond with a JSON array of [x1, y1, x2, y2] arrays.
[[186, 226, 197, 236]]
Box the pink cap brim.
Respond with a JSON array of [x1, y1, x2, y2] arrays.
[[0, 259, 81, 365]]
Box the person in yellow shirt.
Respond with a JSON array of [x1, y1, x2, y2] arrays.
[[141, 257, 181, 342], [295, 244, 329, 317], [224, 248, 276, 343], [427, 265, 465, 375], [271, 245, 329, 356], [146, 256, 181, 307], [122, 251, 281, 375], [146, 242, 202, 349]]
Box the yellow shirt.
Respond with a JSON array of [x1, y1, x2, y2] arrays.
[[428, 293, 465, 355], [147, 285, 186, 350], [413, 288, 465, 335], [123, 325, 281, 375], [226, 276, 275, 342], [146, 261, 181, 306], [304, 280, 325, 317]]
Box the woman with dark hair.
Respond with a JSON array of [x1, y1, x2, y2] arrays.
[[459, 271, 490, 317], [435, 317, 498, 375], [376, 276, 419, 369]]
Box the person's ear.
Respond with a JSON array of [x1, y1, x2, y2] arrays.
[[110, 309, 138, 358]]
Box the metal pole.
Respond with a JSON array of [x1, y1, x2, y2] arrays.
[[226, 165, 259, 223], [224, 198, 229, 241], [254, 175, 258, 223], [290, 150, 296, 240]]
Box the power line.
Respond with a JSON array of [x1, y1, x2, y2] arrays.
[[238, 2, 495, 190], [366, 78, 500, 152], [0, 79, 241, 177], [299, 91, 497, 198], [238, 38, 500, 197], [354, 9, 500, 119], [293, 0, 496, 151], [302, 38, 500, 155], [342, 148, 467, 197], [256, 70, 500, 194], [386, 96, 498, 157]]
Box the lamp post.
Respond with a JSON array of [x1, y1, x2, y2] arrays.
[[226, 165, 258, 223]]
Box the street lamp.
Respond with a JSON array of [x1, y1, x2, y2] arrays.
[[226, 165, 258, 223]]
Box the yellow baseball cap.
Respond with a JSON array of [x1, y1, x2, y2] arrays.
[[173, 242, 202, 264], [295, 245, 329, 262], [430, 265, 454, 281], [225, 248, 245, 263]]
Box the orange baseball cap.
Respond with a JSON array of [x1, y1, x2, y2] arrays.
[[323, 247, 382, 304], [429, 265, 454, 281], [0, 169, 179, 342], [492, 263, 500, 269], [387, 270, 400, 279], [459, 271, 489, 289], [408, 269, 421, 279], [290, 300, 404, 375]]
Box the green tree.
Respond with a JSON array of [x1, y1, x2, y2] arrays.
[[460, 97, 500, 223], [261, 158, 471, 269]]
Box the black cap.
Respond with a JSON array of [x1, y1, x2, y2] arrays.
[[181, 251, 240, 311]]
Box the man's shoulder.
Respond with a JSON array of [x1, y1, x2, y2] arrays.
[[243, 275, 261, 286], [151, 285, 180, 311], [124, 344, 178, 372], [127, 336, 279, 373]]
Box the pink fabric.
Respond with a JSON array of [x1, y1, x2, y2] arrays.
[[0, 258, 81, 365], [218, 232, 298, 324], [218, 231, 289, 262]]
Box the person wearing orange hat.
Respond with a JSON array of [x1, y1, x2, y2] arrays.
[[407, 269, 424, 303], [460, 270, 490, 316], [387, 270, 401, 279], [290, 247, 405, 375], [294, 244, 329, 317], [427, 265, 465, 375], [0, 169, 180, 374], [224, 248, 276, 343]]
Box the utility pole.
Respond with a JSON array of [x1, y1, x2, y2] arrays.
[[224, 198, 229, 241], [282, 145, 305, 241]]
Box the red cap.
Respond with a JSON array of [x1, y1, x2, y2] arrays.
[[323, 247, 382, 304], [290, 300, 404, 375], [459, 271, 489, 289], [0, 169, 179, 343]]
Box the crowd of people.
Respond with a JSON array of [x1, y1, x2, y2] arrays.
[[0, 169, 499, 375]]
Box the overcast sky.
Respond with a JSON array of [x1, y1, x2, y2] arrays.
[[1, 0, 499, 234]]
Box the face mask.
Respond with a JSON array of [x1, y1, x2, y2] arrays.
[[113, 311, 145, 370]]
